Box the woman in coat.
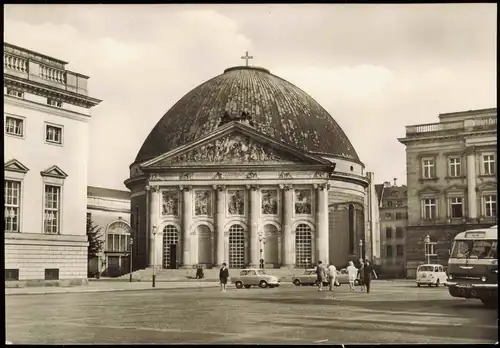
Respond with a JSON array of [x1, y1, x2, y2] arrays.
[[358, 259, 365, 292], [219, 263, 229, 292], [346, 261, 358, 292]]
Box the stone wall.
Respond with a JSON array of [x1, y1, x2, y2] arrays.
[[5, 232, 88, 280]]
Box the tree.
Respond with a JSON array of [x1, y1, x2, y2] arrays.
[[87, 219, 104, 259]]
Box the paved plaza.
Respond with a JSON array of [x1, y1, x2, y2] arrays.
[[6, 280, 498, 344]]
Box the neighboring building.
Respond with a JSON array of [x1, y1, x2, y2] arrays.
[[4, 43, 101, 285], [125, 65, 370, 271], [398, 108, 497, 277], [377, 179, 408, 277], [364, 172, 381, 265], [87, 186, 131, 277]]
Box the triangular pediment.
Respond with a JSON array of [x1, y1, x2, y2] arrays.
[[445, 184, 467, 192], [418, 186, 441, 195], [141, 122, 331, 168], [40, 165, 68, 179], [4, 159, 30, 173]]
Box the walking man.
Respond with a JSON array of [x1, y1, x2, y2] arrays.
[[327, 262, 337, 292], [363, 260, 376, 294], [219, 263, 229, 292], [315, 261, 326, 292]]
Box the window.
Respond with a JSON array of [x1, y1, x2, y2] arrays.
[[425, 243, 437, 256], [384, 213, 392, 220], [484, 195, 497, 217], [4, 180, 21, 233], [385, 200, 393, 208], [106, 221, 131, 252], [448, 157, 461, 177], [396, 245, 404, 256], [395, 200, 402, 207], [395, 212, 406, 220], [422, 158, 436, 179], [6, 88, 24, 98], [47, 98, 63, 107], [5, 269, 19, 281], [44, 269, 59, 280], [44, 185, 61, 234], [385, 227, 392, 239], [386, 245, 393, 257], [422, 198, 437, 219], [86, 213, 92, 227], [5, 116, 24, 137], [45, 124, 62, 144], [396, 227, 403, 238], [450, 197, 463, 218], [483, 154, 495, 175]]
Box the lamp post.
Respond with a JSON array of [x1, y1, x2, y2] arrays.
[[152, 226, 158, 288], [359, 239, 363, 259], [258, 231, 268, 269], [129, 237, 134, 283], [424, 234, 431, 264]]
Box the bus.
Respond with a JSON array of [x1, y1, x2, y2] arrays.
[[447, 225, 498, 307]]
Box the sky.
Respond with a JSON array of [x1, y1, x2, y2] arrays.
[[4, 4, 497, 190]]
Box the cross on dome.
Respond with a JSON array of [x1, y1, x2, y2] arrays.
[[240, 51, 254, 66]]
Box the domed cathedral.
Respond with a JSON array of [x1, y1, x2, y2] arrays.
[[125, 63, 369, 271]]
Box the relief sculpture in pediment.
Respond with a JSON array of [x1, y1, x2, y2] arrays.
[[168, 134, 299, 164]]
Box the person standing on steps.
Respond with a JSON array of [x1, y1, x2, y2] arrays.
[[219, 263, 229, 292], [315, 260, 326, 292]]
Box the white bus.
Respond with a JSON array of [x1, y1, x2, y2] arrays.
[[447, 225, 497, 307]]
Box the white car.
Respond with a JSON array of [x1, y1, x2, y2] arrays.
[[416, 264, 448, 287], [231, 269, 281, 289]]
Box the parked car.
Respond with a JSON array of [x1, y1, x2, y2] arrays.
[[416, 264, 448, 287], [335, 268, 360, 286], [292, 269, 329, 286], [231, 269, 281, 289]]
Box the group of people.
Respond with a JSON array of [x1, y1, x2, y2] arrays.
[[315, 259, 377, 294]]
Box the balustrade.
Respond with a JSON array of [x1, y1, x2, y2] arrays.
[[39, 65, 66, 84], [4, 54, 28, 73]]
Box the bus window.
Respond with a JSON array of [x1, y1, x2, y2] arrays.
[[451, 240, 496, 259]]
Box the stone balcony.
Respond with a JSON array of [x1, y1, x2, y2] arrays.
[[405, 116, 497, 137], [4, 45, 89, 96]]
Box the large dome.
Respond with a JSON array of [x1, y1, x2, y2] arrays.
[[135, 66, 360, 164]]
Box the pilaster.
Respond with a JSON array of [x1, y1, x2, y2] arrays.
[[213, 184, 227, 266], [147, 185, 160, 267], [315, 183, 330, 264], [180, 185, 192, 267], [247, 184, 260, 267], [466, 146, 477, 219], [280, 184, 294, 267]]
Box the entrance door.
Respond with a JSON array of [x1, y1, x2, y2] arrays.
[[169, 244, 177, 269]]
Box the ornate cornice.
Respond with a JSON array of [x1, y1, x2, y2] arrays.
[[4, 75, 101, 109], [214, 172, 224, 180], [179, 185, 192, 192], [212, 184, 227, 191], [314, 183, 331, 191], [278, 184, 293, 191], [179, 173, 192, 180], [279, 172, 292, 179], [245, 184, 259, 191], [246, 172, 258, 179]]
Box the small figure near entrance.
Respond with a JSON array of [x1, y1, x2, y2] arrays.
[[219, 263, 229, 292], [195, 266, 204, 279]]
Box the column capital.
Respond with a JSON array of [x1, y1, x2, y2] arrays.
[[146, 185, 160, 192], [315, 183, 331, 191], [465, 146, 476, 156], [179, 185, 192, 192], [212, 184, 227, 191], [246, 184, 259, 191], [279, 184, 293, 191]]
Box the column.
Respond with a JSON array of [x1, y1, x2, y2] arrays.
[[181, 185, 192, 267], [466, 147, 477, 220], [280, 184, 293, 267], [214, 185, 226, 266], [248, 185, 260, 267], [148, 185, 160, 267], [315, 184, 329, 264]]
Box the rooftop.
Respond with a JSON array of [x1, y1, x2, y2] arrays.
[[87, 186, 130, 201]]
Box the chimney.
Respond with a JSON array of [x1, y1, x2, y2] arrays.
[[383, 181, 391, 188], [393, 178, 397, 187]]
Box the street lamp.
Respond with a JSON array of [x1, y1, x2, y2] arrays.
[[359, 239, 363, 259], [152, 226, 158, 288], [258, 231, 268, 269], [129, 237, 134, 283], [424, 234, 431, 264]]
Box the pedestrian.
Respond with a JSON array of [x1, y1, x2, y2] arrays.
[[315, 260, 326, 292], [358, 259, 365, 292], [346, 261, 358, 292], [327, 262, 337, 292], [219, 263, 229, 292], [363, 260, 377, 294]]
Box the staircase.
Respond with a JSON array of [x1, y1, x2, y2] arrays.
[[119, 267, 310, 282]]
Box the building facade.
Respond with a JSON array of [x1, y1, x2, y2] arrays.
[[126, 65, 370, 271], [87, 186, 131, 277], [364, 172, 381, 265], [398, 108, 497, 277], [4, 43, 101, 284], [377, 180, 408, 277]]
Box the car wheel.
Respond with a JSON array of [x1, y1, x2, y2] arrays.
[[435, 279, 440, 287], [417, 283, 421, 287], [244, 285, 251, 289], [259, 280, 268, 288], [293, 279, 301, 286], [235, 281, 243, 289], [428, 283, 432, 287]]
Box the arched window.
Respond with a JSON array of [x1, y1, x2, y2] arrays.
[[106, 221, 131, 252], [295, 224, 312, 268], [163, 225, 179, 268], [229, 224, 245, 268]]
